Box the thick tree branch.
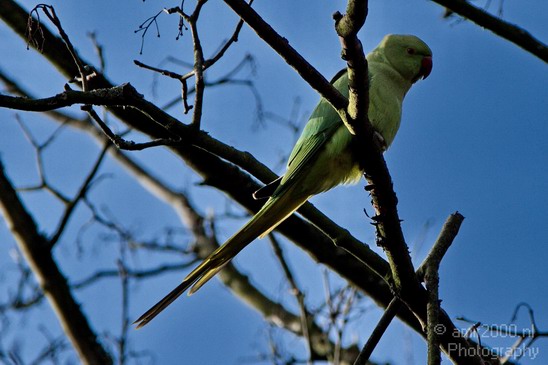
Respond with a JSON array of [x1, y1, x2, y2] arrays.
[[332, 4, 490, 364], [0, 85, 394, 281], [0, 162, 113, 365], [431, 0, 547, 62], [332, 0, 426, 349]]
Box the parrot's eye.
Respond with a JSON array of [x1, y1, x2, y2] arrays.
[[406, 47, 416, 55]]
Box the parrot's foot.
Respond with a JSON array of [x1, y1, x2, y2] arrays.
[[70, 65, 98, 85]]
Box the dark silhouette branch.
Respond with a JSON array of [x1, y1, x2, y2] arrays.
[[354, 297, 402, 365], [269, 234, 316, 362], [0, 84, 393, 285], [83, 105, 181, 150], [29, 5, 91, 90], [431, 0, 547, 62], [0, 161, 113, 365]]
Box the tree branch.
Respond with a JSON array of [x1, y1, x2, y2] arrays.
[[0, 161, 113, 365], [333, 0, 423, 343], [353, 297, 402, 365], [421, 212, 465, 365], [431, 0, 547, 62]]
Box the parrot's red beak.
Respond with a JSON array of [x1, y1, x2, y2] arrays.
[[419, 56, 433, 80]]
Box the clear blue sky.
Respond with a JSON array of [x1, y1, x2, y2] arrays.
[[1, 1, 547, 364]]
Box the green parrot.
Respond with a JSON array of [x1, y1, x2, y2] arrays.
[[135, 34, 432, 328]]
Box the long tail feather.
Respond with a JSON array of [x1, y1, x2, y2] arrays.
[[134, 190, 308, 328], [133, 276, 197, 329]]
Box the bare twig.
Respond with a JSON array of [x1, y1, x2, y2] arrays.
[[15, 116, 71, 202], [206, 7, 249, 69], [83, 105, 181, 150], [29, 328, 70, 365], [29, 5, 91, 90], [87, 32, 106, 73], [134, 10, 162, 55], [48, 142, 110, 248], [353, 297, 402, 365], [334, 288, 358, 365], [163, 3, 206, 127], [117, 259, 129, 365], [416, 212, 465, 279], [458, 303, 548, 363], [187, 6, 205, 128], [72, 263, 195, 291], [269, 234, 315, 363], [133, 60, 194, 113], [0, 262, 198, 313], [158, 54, 262, 121]]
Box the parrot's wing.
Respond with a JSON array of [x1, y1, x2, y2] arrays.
[[284, 71, 348, 167], [254, 71, 347, 201], [271, 70, 348, 198], [273, 121, 340, 197]]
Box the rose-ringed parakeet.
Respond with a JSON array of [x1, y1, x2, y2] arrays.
[[135, 34, 432, 328]]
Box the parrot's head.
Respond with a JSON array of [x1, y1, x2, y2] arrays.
[[378, 34, 433, 84]]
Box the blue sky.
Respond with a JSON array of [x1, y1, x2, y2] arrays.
[[0, 1, 547, 364]]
